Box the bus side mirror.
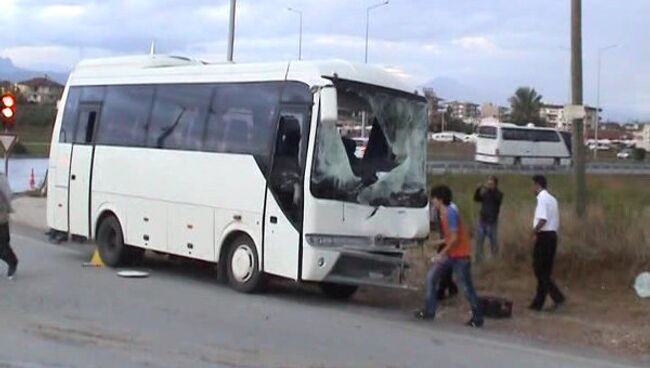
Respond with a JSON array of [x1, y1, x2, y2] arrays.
[[320, 87, 338, 123]]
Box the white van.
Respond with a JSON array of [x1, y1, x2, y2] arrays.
[[475, 122, 572, 166]]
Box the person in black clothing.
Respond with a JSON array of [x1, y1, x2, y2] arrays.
[[473, 176, 503, 262], [0, 173, 17, 279]]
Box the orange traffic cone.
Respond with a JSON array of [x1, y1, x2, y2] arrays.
[[28, 168, 35, 190]]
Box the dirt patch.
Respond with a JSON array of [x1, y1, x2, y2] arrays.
[[356, 260, 650, 359]]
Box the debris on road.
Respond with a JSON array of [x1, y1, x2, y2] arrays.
[[117, 270, 150, 278], [633, 272, 650, 298]]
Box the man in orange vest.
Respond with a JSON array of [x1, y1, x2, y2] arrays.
[[415, 185, 483, 327]]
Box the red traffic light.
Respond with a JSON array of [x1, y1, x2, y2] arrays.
[[1, 94, 14, 108], [1, 107, 13, 119], [1, 92, 16, 129]]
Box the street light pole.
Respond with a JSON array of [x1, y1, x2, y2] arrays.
[[571, 0, 587, 217], [364, 0, 389, 64], [287, 7, 303, 60], [227, 0, 236, 62], [594, 44, 618, 160]]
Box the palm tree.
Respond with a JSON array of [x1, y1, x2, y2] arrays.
[[508, 87, 544, 126]]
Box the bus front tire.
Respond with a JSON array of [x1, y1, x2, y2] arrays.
[[320, 283, 358, 300], [96, 215, 129, 267], [226, 235, 264, 293], [96, 215, 143, 267]]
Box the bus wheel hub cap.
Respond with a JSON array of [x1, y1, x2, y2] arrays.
[[231, 245, 254, 282]]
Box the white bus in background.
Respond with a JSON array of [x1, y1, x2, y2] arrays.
[[47, 56, 429, 298], [475, 122, 572, 166]]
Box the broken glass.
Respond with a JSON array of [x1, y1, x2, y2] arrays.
[[311, 81, 427, 208]]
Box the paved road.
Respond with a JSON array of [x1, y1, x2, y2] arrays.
[[0, 224, 645, 368], [427, 160, 650, 175]]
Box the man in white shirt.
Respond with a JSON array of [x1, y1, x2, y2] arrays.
[[0, 173, 17, 279], [529, 175, 565, 311]]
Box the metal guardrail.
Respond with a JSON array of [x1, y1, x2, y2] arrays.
[[427, 161, 650, 175]]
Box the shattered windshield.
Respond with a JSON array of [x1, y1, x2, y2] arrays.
[[311, 81, 427, 208]]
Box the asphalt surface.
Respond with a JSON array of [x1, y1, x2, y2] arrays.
[[0, 223, 646, 368], [427, 160, 650, 175]]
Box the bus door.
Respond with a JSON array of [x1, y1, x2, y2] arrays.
[[263, 109, 309, 280], [68, 103, 100, 238]]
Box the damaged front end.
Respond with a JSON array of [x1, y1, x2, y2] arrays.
[[306, 234, 423, 289]]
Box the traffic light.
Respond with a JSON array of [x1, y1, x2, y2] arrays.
[[1, 92, 16, 130]]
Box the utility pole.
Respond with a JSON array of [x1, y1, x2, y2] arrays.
[[571, 0, 586, 217], [227, 0, 236, 62]]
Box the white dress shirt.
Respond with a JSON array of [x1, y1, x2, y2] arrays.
[[533, 189, 559, 232]]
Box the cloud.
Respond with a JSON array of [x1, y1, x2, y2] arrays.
[[452, 36, 498, 52], [0, 0, 647, 120], [37, 4, 86, 19]]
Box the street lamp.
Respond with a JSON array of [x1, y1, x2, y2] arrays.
[[364, 0, 389, 64], [594, 44, 618, 159], [287, 7, 303, 60], [227, 0, 236, 62]]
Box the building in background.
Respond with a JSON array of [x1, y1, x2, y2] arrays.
[[640, 124, 650, 151], [446, 101, 480, 125], [539, 103, 599, 131], [0, 80, 13, 94], [480, 103, 510, 122], [623, 123, 643, 131], [16, 77, 64, 104]]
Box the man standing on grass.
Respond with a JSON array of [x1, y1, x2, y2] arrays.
[[529, 175, 565, 311], [473, 175, 503, 262], [0, 172, 17, 279], [415, 185, 483, 327]]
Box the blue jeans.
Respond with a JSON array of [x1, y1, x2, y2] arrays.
[[424, 257, 483, 322], [475, 221, 498, 262]]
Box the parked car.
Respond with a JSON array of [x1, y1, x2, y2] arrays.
[[430, 132, 456, 142], [588, 143, 610, 151], [617, 148, 634, 159]]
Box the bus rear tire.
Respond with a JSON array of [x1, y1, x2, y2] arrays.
[[226, 235, 264, 293], [96, 215, 129, 267], [320, 283, 358, 300]]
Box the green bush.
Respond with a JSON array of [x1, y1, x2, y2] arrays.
[[633, 148, 647, 161]]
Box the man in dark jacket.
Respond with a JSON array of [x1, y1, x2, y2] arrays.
[[473, 176, 503, 262], [0, 173, 17, 279]]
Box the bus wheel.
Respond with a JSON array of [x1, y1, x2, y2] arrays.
[[96, 215, 128, 267], [320, 283, 358, 300], [226, 235, 263, 293]]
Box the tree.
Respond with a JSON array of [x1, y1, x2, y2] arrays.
[[508, 87, 544, 126]]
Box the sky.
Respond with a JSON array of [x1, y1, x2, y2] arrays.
[[1, 0, 648, 121]]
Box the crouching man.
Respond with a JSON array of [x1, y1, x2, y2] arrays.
[[415, 185, 483, 327]]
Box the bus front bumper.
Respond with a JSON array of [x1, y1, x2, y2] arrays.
[[305, 234, 420, 289]]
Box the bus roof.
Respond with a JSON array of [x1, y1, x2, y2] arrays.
[[68, 55, 419, 94]]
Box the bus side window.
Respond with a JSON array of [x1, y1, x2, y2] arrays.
[[59, 88, 81, 143], [73, 109, 97, 144]]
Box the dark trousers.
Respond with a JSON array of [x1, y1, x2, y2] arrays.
[[531, 231, 564, 308], [425, 257, 483, 323], [0, 222, 17, 267], [437, 267, 458, 299]]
